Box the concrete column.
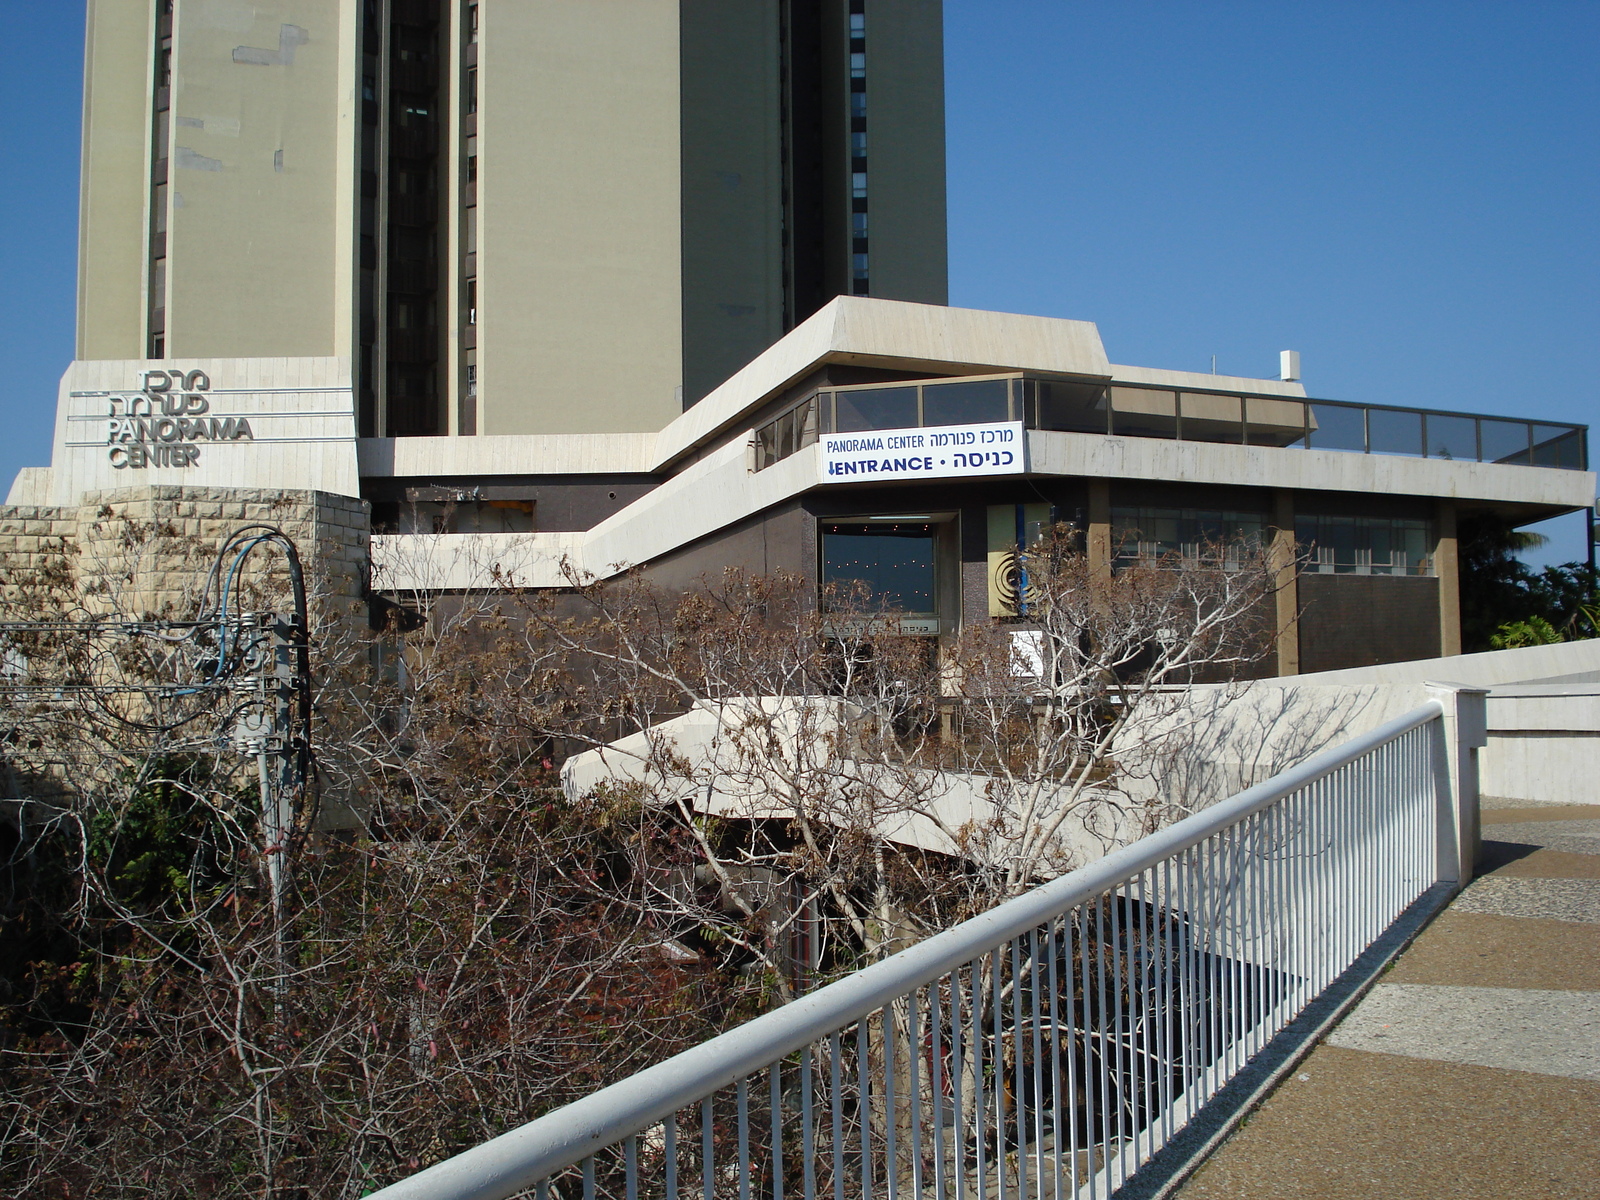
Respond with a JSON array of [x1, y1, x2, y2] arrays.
[[1426, 681, 1488, 887], [1436, 500, 1462, 657], [1087, 478, 1111, 576], [1271, 489, 1300, 676]]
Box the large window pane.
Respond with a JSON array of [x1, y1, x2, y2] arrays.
[[1297, 513, 1435, 575], [1532, 424, 1584, 470], [1034, 381, 1109, 433], [1178, 393, 1241, 444], [922, 378, 1010, 427], [1425, 414, 1477, 461], [1308, 403, 1366, 452], [1110, 388, 1177, 439], [835, 385, 918, 432], [1246, 396, 1309, 447], [1480, 418, 1531, 465], [821, 523, 936, 614], [1368, 408, 1422, 457]]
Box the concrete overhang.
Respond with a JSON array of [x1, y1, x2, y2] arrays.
[[1026, 431, 1596, 518], [357, 431, 657, 479], [647, 296, 1118, 472]]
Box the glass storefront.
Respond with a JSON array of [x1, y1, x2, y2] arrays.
[[820, 520, 939, 617]]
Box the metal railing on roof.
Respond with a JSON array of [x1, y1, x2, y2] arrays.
[[753, 374, 1588, 473], [368, 698, 1468, 1200]]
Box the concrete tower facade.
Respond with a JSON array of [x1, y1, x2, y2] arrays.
[[73, 0, 948, 440]]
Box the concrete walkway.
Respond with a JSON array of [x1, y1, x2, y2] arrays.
[[1177, 802, 1600, 1199]]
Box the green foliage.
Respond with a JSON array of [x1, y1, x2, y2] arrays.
[[85, 757, 234, 911], [1489, 615, 1563, 649], [1459, 514, 1599, 651]]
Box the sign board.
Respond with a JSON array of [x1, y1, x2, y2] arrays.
[[818, 421, 1025, 484], [47, 356, 360, 504]]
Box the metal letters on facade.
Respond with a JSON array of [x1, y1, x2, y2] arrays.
[[104, 369, 255, 469]]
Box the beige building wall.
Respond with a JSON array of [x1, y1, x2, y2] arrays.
[[679, 1, 785, 408], [476, 1, 684, 436], [77, 0, 155, 361], [166, 0, 357, 360], [865, 0, 947, 306]]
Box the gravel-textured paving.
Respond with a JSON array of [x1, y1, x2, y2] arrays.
[[1175, 802, 1600, 1198], [1384, 910, 1600, 990], [1177, 1048, 1600, 1200], [1479, 819, 1600, 851], [1449, 875, 1600, 924], [1326, 983, 1600, 1080], [1481, 805, 1600, 824]]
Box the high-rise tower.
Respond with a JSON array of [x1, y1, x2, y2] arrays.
[[75, 0, 947, 439]]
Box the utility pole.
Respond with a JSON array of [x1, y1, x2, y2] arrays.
[[229, 610, 309, 996]]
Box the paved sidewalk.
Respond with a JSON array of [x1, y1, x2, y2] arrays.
[[1177, 802, 1600, 1200]]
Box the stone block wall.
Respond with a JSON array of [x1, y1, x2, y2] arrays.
[[0, 486, 371, 631]]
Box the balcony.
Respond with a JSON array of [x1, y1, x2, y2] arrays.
[[754, 373, 1588, 473]]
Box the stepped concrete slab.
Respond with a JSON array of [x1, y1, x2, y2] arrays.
[[1448, 876, 1600, 923], [1326, 984, 1600, 1080]]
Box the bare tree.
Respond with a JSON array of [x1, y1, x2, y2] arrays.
[[0, 519, 1279, 1197], [535, 526, 1280, 988]]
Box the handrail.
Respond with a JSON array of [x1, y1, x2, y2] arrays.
[[368, 699, 1446, 1200]]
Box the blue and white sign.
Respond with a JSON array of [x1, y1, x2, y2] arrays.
[[819, 421, 1025, 484]]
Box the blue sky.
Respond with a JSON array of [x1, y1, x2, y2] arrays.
[[4, 2, 1596, 565]]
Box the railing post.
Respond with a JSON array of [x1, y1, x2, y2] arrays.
[[1425, 682, 1488, 886]]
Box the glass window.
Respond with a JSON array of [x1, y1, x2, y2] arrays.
[[1308, 403, 1366, 452], [1109, 388, 1177, 439], [851, 92, 867, 119], [1425, 413, 1477, 461], [850, 12, 866, 35], [152, 183, 168, 235], [1179, 393, 1241, 444], [852, 172, 868, 199], [852, 253, 869, 280], [1033, 380, 1108, 433], [851, 131, 868, 158], [822, 522, 937, 615], [850, 52, 866, 78], [835, 385, 916, 432], [1113, 506, 1265, 566], [1480, 418, 1531, 465], [1245, 396, 1309, 448], [921, 379, 1010, 427], [1532, 424, 1584, 470], [1368, 408, 1422, 456], [1296, 514, 1434, 576], [852, 211, 868, 239]]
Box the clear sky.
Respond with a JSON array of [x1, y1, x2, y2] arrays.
[[4, 2, 1596, 566]]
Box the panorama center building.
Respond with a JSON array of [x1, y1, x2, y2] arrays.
[[10, 0, 1593, 675]]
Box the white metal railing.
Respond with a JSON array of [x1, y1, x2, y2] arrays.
[[369, 700, 1462, 1200]]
